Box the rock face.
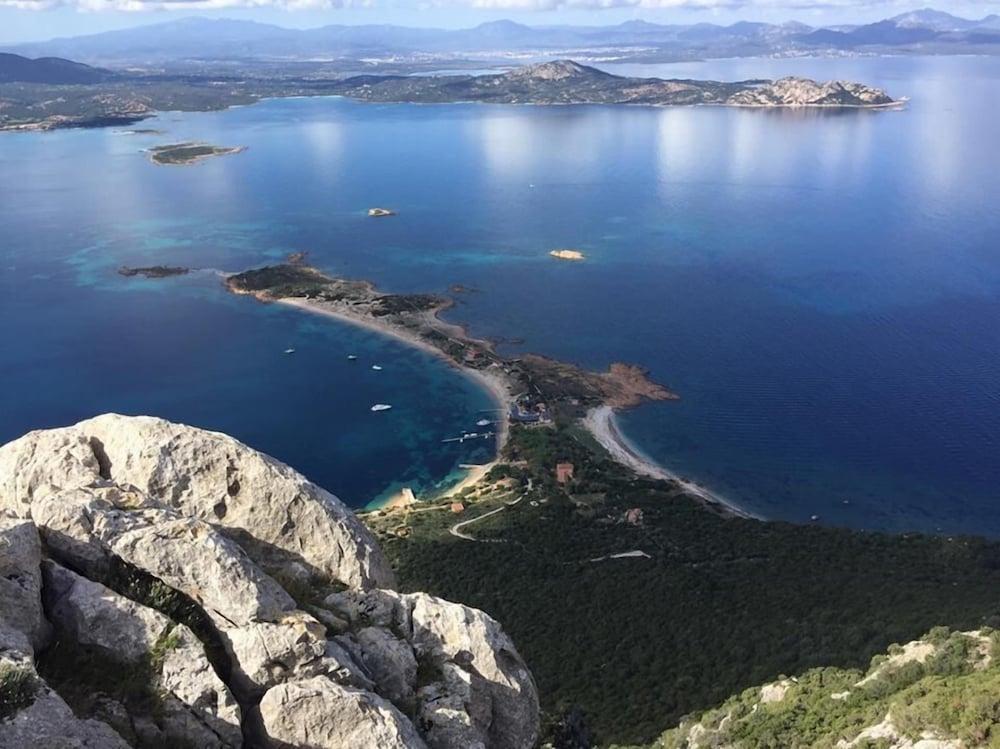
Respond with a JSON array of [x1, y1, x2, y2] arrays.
[[729, 76, 895, 107], [0, 413, 394, 590], [0, 415, 539, 749], [259, 677, 427, 749], [324, 589, 540, 749], [41, 561, 243, 747], [0, 515, 48, 651]]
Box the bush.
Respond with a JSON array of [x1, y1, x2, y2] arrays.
[[0, 662, 38, 720]]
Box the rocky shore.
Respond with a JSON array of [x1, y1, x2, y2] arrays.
[[0, 414, 539, 748]]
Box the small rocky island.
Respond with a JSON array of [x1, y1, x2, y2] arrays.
[[329, 60, 898, 109], [550, 249, 585, 261], [118, 265, 190, 278], [147, 142, 246, 166]]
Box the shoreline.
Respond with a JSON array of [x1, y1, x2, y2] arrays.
[[225, 264, 683, 512], [583, 405, 760, 519], [274, 296, 512, 507]]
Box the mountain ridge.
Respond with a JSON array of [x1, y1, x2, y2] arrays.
[[3, 9, 999, 65]]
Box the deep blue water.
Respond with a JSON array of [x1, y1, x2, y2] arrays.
[[2, 55, 999, 530]]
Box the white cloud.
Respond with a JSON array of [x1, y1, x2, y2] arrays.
[[0, 0, 994, 13], [1, 0, 359, 9]]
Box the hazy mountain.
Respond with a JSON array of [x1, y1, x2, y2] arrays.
[[0, 53, 108, 84], [3, 9, 999, 67]]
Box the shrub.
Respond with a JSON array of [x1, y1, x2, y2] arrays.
[[0, 662, 38, 720]]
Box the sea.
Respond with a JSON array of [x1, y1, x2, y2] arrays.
[[2, 55, 999, 530]]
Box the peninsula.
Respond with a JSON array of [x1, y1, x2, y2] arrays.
[[224, 263, 692, 498], [328, 60, 898, 109]]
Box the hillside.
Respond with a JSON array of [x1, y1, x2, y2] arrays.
[[329, 60, 897, 108], [632, 627, 1000, 748], [0, 53, 107, 84], [366, 422, 1000, 745]]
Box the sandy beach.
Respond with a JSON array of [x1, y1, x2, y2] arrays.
[[583, 405, 758, 519], [277, 296, 512, 502]]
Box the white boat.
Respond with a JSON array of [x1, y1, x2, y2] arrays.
[[283, 348, 296, 355], [371, 404, 392, 412], [348, 355, 358, 361], [371, 365, 383, 371], [476, 419, 491, 427]]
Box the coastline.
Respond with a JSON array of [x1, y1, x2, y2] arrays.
[[583, 405, 759, 519], [275, 295, 512, 506], [225, 264, 683, 512]]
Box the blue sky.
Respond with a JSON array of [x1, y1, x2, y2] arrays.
[[1, 0, 998, 44]]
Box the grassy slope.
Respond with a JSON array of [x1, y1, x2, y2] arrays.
[[634, 628, 1000, 749], [367, 423, 1000, 746]]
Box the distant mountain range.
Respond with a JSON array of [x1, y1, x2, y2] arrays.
[[2, 8, 999, 67], [0, 53, 109, 84]]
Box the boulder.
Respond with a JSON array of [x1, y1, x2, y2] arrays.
[[354, 626, 418, 706], [324, 589, 540, 749], [0, 515, 49, 651], [223, 610, 371, 696], [107, 515, 294, 627], [30, 484, 295, 628], [417, 661, 492, 749], [0, 429, 99, 516], [259, 676, 428, 749], [79, 414, 394, 589], [41, 561, 242, 748]]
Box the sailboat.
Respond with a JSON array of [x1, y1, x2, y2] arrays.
[[371, 404, 392, 412]]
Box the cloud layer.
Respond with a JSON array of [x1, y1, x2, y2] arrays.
[[1, 0, 994, 13]]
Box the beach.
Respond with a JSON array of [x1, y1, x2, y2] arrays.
[[583, 405, 758, 519]]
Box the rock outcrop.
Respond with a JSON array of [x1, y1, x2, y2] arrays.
[[0, 415, 539, 748], [0, 413, 394, 590], [0, 515, 48, 651], [259, 677, 427, 749]]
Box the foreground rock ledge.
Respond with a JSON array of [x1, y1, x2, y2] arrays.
[[0, 414, 540, 749]]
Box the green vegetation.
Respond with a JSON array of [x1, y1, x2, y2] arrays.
[[633, 628, 1000, 749], [0, 661, 38, 720], [37, 635, 165, 719], [367, 422, 1000, 746], [147, 143, 244, 165]]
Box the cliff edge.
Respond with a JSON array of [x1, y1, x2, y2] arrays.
[[0, 414, 539, 749]]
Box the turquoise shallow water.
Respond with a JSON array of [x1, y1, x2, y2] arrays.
[[2, 55, 999, 529]]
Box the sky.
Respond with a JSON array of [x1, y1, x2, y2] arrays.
[[0, 0, 998, 44]]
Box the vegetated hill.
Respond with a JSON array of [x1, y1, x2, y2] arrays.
[[329, 60, 896, 108], [370, 422, 1000, 745], [634, 627, 1000, 749], [0, 53, 108, 84]]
